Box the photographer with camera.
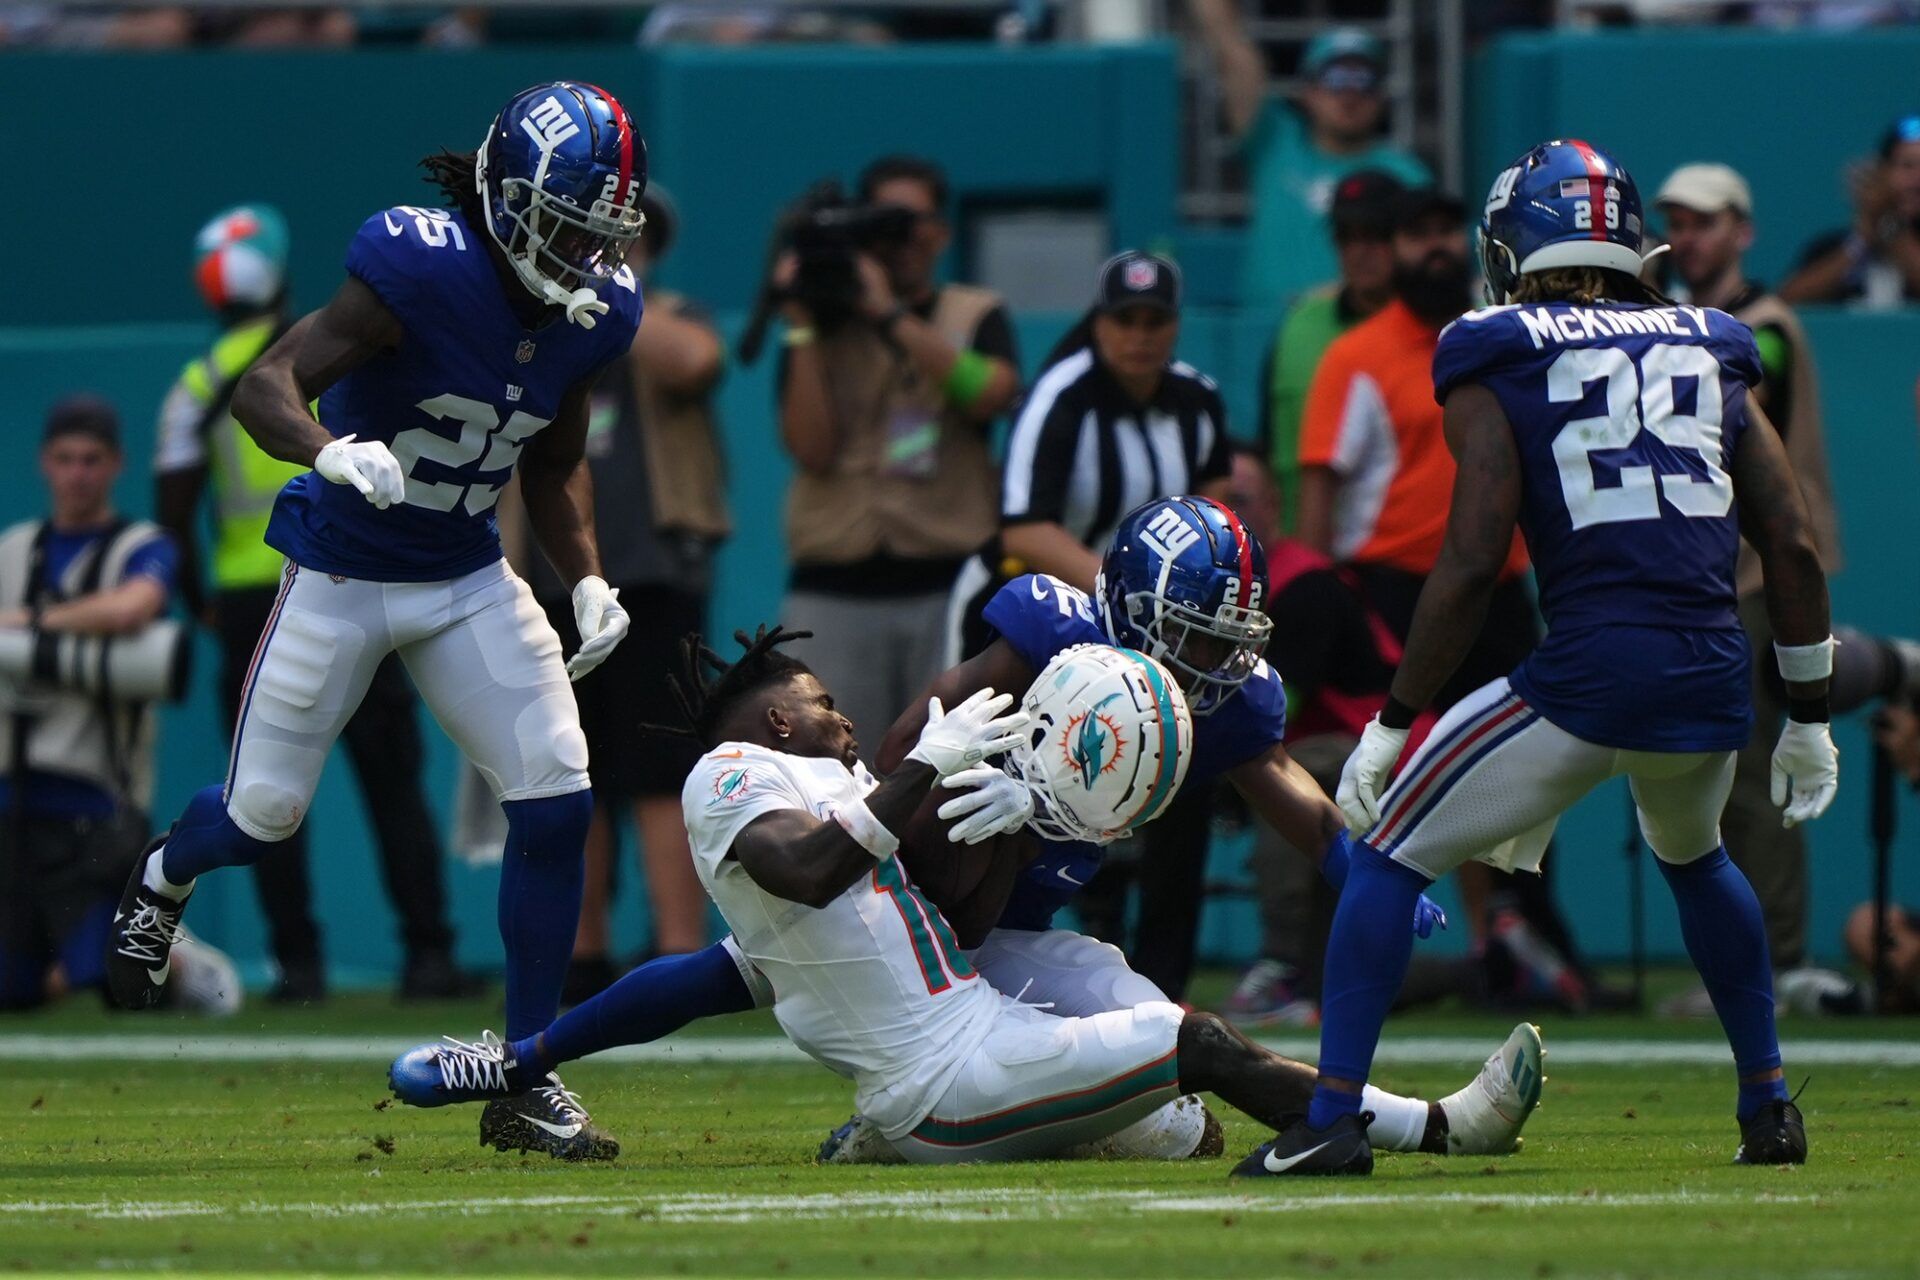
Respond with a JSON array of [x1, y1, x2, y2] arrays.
[[1781, 115, 1920, 309], [0, 396, 237, 1012], [770, 154, 1020, 754]]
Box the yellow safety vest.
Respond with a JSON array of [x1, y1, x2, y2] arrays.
[[175, 318, 306, 590]]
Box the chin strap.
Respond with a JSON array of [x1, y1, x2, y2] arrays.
[[539, 278, 609, 329]]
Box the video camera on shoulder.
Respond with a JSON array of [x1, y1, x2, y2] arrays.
[[737, 180, 920, 363]]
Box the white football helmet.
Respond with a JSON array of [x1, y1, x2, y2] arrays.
[[1005, 644, 1194, 846]]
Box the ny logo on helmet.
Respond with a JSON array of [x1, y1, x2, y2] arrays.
[[1140, 506, 1201, 563], [520, 96, 581, 154]]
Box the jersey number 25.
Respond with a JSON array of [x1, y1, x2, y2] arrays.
[[1548, 342, 1733, 531]]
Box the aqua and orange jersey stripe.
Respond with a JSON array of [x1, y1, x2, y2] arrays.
[[908, 1048, 1179, 1147]]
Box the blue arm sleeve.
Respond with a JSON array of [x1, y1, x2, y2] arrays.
[[1321, 828, 1352, 891]]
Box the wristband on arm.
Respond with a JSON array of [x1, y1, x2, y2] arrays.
[[1380, 695, 1419, 731], [832, 796, 899, 862], [942, 348, 994, 409], [1775, 636, 1836, 684]]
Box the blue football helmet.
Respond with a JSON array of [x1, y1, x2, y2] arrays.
[[1095, 497, 1274, 716], [476, 81, 647, 326], [1480, 139, 1648, 303]]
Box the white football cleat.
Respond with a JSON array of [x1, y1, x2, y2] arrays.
[[1438, 1022, 1544, 1155], [169, 926, 243, 1017], [817, 1113, 906, 1165]]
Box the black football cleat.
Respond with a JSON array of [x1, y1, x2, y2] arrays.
[[1734, 1098, 1807, 1165], [104, 839, 191, 1011], [1231, 1110, 1375, 1178], [479, 1075, 621, 1162]]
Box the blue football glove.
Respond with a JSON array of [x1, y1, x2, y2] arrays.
[[1413, 894, 1449, 939]]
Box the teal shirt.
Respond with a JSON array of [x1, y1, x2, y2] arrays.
[[1241, 102, 1429, 310]]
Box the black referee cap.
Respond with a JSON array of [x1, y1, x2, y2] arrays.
[[1097, 250, 1181, 314]]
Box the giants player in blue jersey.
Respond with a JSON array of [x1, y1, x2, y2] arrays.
[[104, 83, 648, 1159], [1241, 140, 1837, 1179]]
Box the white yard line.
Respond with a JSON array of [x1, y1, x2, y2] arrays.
[[0, 1187, 1823, 1224], [2, 1032, 1918, 1066]]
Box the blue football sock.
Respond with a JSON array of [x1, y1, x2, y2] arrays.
[[159, 784, 281, 883], [1309, 842, 1430, 1131], [1657, 846, 1785, 1121], [511, 943, 754, 1078], [496, 792, 591, 1041]]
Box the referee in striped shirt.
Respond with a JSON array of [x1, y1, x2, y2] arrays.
[[945, 250, 1232, 664], [944, 249, 1233, 999]]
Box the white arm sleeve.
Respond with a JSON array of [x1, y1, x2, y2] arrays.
[[152, 380, 211, 473]]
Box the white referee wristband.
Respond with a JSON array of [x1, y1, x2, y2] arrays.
[[1775, 636, 1837, 684], [832, 796, 899, 862]]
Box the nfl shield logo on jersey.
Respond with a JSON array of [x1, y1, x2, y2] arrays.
[[514, 339, 536, 364]]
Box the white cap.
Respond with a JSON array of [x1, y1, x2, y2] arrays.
[[1656, 163, 1753, 218]]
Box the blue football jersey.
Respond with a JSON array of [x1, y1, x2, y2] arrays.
[[984, 573, 1289, 931], [266, 206, 643, 583], [1433, 300, 1763, 751]]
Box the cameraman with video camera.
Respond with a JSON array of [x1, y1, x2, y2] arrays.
[[0, 396, 237, 1012], [771, 154, 1020, 755]]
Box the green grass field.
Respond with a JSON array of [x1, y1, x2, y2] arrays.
[[3, 985, 1917, 1278]]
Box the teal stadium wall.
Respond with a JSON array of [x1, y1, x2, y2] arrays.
[[0, 33, 1915, 984]]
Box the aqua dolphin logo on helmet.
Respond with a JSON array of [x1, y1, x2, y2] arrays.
[[1479, 138, 1665, 304], [1067, 692, 1126, 789], [476, 82, 648, 328], [1007, 645, 1194, 846]]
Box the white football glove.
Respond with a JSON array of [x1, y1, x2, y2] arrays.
[[1771, 719, 1839, 827], [937, 764, 1035, 845], [314, 434, 406, 510], [1336, 715, 1411, 833], [906, 688, 1032, 780], [565, 575, 630, 682]]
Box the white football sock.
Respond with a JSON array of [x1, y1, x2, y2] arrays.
[[142, 846, 194, 902], [1361, 1085, 1430, 1152]]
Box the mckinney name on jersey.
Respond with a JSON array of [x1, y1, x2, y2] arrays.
[[1434, 301, 1764, 752], [266, 206, 643, 583], [1502, 302, 1720, 349]]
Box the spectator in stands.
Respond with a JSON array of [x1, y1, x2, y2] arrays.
[[1781, 114, 1920, 308], [1188, 7, 1428, 310], [947, 250, 1231, 1001], [1296, 186, 1530, 649], [1259, 168, 1404, 532], [0, 397, 238, 1013], [775, 154, 1019, 754], [154, 205, 473, 1006], [1655, 164, 1847, 1005], [515, 187, 732, 1001]]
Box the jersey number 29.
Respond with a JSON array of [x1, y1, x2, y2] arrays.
[[1548, 342, 1733, 531]]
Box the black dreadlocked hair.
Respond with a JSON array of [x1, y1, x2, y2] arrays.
[[419, 149, 486, 228], [654, 625, 816, 747]]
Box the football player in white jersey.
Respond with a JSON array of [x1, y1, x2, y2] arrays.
[[393, 630, 1540, 1163]]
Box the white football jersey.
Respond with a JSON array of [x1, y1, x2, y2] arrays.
[[683, 742, 1004, 1138]]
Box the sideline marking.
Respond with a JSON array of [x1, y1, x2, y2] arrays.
[[0, 1188, 1824, 1223], [2, 1033, 1918, 1067]]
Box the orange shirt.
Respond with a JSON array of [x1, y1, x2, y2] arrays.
[[1298, 299, 1528, 578]]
